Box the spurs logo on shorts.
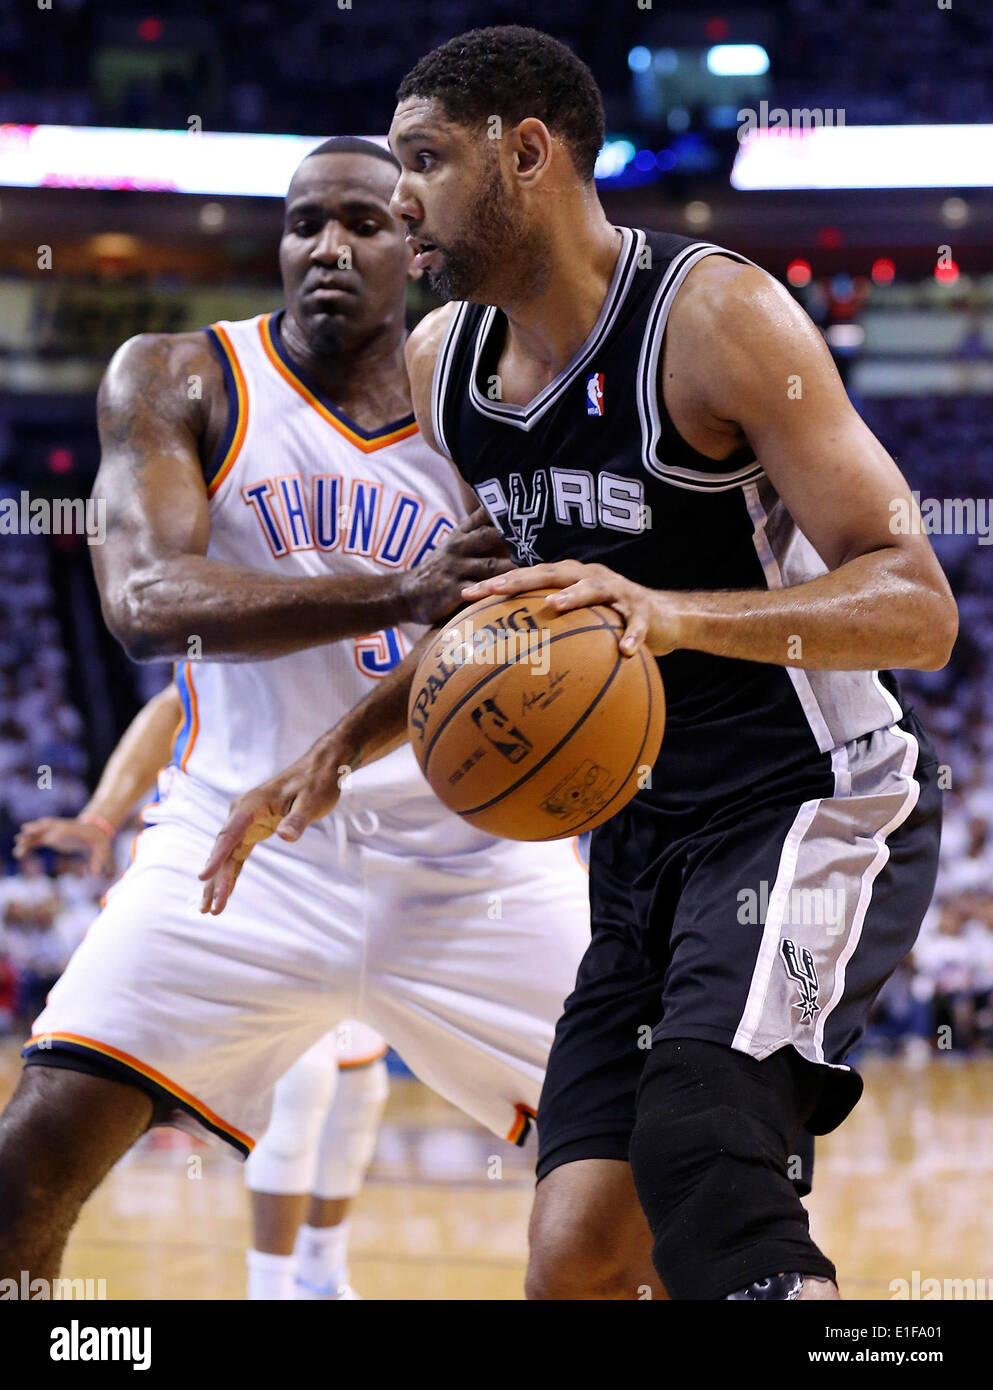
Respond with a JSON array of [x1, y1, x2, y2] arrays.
[[780, 939, 820, 1025]]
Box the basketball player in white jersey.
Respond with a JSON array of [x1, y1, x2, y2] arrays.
[[0, 138, 622, 1294], [15, 683, 390, 1301]]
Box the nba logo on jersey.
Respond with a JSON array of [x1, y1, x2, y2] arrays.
[[585, 372, 605, 417]]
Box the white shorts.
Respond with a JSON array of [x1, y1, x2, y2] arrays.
[[26, 772, 590, 1156]]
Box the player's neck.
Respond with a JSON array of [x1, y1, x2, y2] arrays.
[[280, 315, 412, 425], [499, 209, 622, 377]]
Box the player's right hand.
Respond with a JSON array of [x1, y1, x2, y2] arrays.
[[198, 735, 346, 915], [400, 506, 512, 625], [14, 816, 114, 876]]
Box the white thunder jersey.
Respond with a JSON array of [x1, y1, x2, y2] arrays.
[[174, 310, 463, 810]]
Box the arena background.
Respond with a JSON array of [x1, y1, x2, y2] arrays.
[[0, 0, 991, 1302]]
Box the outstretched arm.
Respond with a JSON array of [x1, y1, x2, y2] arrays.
[[15, 682, 183, 873], [198, 628, 434, 914]]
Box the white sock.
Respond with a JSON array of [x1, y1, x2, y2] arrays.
[[246, 1249, 298, 1300], [294, 1220, 350, 1291]]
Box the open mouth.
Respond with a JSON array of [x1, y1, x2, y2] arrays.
[[407, 235, 440, 270]]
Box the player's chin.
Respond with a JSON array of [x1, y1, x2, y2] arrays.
[[303, 309, 349, 355]]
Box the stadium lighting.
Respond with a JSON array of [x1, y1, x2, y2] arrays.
[[628, 46, 652, 73], [0, 123, 644, 194], [732, 124, 993, 189], [706, 44, 769, 77]]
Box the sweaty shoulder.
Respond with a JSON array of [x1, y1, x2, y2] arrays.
[[98, 330, 228, 462], [404, 303, 458, 456], [666, 255, 825, 425]]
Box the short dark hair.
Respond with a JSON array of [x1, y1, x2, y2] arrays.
[[396, 26, 604, 182], [304, 135, 400, 171]]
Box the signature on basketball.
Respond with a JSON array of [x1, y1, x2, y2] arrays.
[[521, 670, 568, 714]]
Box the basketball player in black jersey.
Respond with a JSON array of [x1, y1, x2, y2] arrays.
[[201, 28, 957, 1300]]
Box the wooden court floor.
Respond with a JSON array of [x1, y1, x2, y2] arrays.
[[1, 1041, 991, 1300]]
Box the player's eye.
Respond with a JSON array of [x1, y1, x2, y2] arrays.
[[353, 220, 381, 237], [414, 151, 437, 172], [291, 220, 320, 237]]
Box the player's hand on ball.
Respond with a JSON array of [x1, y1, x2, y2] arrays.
[[198, 736, 346, 914], [401, 506, 512, 626], [14, 816, 114, 876], [462, 561, 684, 657]]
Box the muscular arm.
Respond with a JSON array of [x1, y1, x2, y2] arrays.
[[466, 262, 958, 672], [654, 260, 958, 670], [93, 331, 503, 663]]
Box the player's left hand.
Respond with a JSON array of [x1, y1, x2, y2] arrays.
[[462, 561, 683, 656]]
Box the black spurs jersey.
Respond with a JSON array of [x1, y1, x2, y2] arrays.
[[432, 229, 906, 813]]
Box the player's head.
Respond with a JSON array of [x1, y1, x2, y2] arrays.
[[389, 26, 604, 303], [280, 136, 413, 358]]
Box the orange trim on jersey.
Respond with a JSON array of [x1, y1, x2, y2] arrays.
[[338, 1045, 390, 1070], [179, 662, 200, 772], [24, 1031, 255, 1152], [258, 314, 418, 453], [572, 837, 590, 874], [207, 323, 249, 497], [506, 1102, 537, 1144]]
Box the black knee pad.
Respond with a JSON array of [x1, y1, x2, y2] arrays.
[[629, 1038, 836, 1299]]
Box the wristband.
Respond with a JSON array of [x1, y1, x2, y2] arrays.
[[79, 811, 117, 841]]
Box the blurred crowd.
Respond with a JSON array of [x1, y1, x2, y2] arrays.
[[3, 0, 991, 137]]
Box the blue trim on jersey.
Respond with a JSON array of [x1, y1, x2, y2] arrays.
[[203, 326, 239, 491], [268, 310, 416, 441], [169, 663, 193, 768]]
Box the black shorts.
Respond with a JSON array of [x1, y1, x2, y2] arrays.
[[536, 711, 941, 1181]]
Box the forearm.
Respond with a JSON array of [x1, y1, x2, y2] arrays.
[[84, 687, 182, 827], [668, 548, 954, 671], [326, 629, 438, 770], [111, 556, 409, 663]]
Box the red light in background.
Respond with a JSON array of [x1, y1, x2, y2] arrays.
[[48, 448, 74, 474], [786, 259, 812, 288], [935, 260, 960, 285], [816, 226, 843, 250], [705, 17, 730, 40], [871, 257, 896, 286], [138, 17, 162, 42]]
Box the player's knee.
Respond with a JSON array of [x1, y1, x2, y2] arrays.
[[629, 1039, 834, 1299], [245, 1044, 338, 1194], [312, 1059, 389, 1200], [526, 1197, 642, 1300]]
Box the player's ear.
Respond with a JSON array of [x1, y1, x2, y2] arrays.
[[512, 118, 554, 185]]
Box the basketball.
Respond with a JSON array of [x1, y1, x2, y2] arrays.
[[406, 589, 665, 840]]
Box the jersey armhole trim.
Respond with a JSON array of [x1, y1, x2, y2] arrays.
[[430, 302, 469, 461], [203, 324, 249, 498], [638, 243, 766, 492]]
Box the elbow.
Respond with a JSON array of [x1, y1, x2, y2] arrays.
[[915, 589, 959, 671], [102, 576, 180, 663]]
